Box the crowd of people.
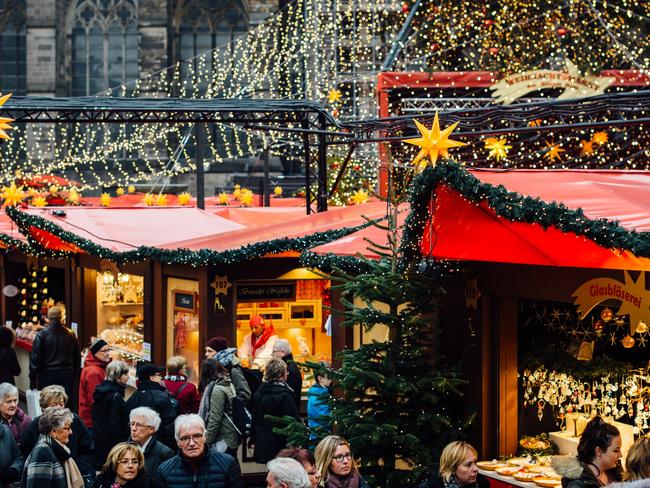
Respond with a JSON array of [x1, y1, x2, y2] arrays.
[[1, 307, 648, 488]]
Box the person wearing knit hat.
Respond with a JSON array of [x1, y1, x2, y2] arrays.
[[204, 336, 229, 360], [78, 338, 112, 429], [237, 315, 278, 368]]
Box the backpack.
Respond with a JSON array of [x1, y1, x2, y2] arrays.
[[224, 384, 252, 438]]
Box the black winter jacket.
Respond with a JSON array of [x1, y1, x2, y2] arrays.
[[250, 381, 300, 464], [153, 449, 244, 488], [417, 474, 490, 488], [0, 345, 20, 385], [125, 381, 176, 450], [20, 413, 94, 478], [92, 380, 130, 466], [141, 436, 174, 481], [282, 354, 303, 408], [92, 470, 148, 488], [0, 423, 23, 488], [29, 321, 80, 388]]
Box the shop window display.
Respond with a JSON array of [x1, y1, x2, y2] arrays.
[[166, 278, 200, 383], [96, 271, 145, 373]]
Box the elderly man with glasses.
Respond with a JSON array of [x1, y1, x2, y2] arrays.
[[153, 414, 244, 488], [129, 407, 174, 480]]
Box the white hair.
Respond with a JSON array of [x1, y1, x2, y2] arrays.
[[267, 458, 310, 488], [0, 383, 18, 403], [174, 414, 205, 440], [130, 406, 161, 431], [274, 338, 292, 355]]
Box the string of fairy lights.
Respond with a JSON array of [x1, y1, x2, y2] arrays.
[[0, 0, 648, 197]]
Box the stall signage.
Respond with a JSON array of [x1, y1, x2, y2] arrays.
[[173, 290, 197, 313], [237, 282, 295, 301], [142, 342, 151, 361], [572, 271, 650, 335], [490, 60, 614, 104]]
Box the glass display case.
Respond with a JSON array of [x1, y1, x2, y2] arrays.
[[96, 271, 146, 371]]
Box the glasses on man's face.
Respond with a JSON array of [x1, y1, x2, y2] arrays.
[[332, 453, 352, 463], [178, 433, 204, 445], [130, 422, 151, 430], [118, 459, 140, 467]]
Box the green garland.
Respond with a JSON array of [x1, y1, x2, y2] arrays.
[[5, 206, 374, 266], [0, 232, 29, 254], [400, 162, 650, 266]]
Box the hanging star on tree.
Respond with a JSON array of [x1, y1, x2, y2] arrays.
[[403, 113, 466, 170], [544, 141, 565, 162], [0, 93, 14, 140], [580, 140, 594, 156], [484, 137, 511, 161], [327, 89, 342, 104], [592, 131, 608, 145], [1, 183, 24, 207]]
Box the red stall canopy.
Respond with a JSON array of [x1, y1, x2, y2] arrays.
[[310, 170, 650, 271]]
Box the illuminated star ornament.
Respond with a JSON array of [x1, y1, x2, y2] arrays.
[[327, 89, 342, 104], [350, 188, 369, 205], [0, 93, 14, 140], [217, 192, 230, 205], [544, 141, 565, 162], [1, 183, 25, 207], [484, 137, 511, 161], [143, 193, 155, 206], [177, 192, 191, 206], [155, 193, 168, 206], [403, 113, 466, 170], [580, 140, 594, 156], [100, 193, 112, 207], [592, 131, 608, 145], [32, 196, 47, 207]]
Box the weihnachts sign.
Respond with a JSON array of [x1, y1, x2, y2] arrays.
[[491, 60, 614, 105], [237, 282, 296, 301], [572, 271, 649, 335]]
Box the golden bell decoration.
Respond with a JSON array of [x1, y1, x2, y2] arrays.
[[636, 321, 647, 334]]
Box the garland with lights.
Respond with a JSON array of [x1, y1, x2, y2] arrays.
[[5, 206, 375, 267], [400, 162, 650, 267]]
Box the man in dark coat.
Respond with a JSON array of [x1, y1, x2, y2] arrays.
[[154, 414, 243, 488], [0, 422, 23, 487], [271, 339, 302, 408], [126, 363, 177, 450], [29, 306, 81, 403], [129, 406, 174, 480]]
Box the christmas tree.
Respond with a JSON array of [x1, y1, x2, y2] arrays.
[[275, 151, 468, 486]]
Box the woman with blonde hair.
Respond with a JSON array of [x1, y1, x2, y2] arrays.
[[609, 437, 650, 488], [92, 442, 146, 488], [417, 441, 488, 488], [314, 435, 368, 488]]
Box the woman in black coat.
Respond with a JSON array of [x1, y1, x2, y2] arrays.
[[91, 361, 131, 468], [249, 358, 300, 464], [92, 442, 147, 488], [418, 441, 489, 488]]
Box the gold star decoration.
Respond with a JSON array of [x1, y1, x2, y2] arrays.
[[232, 187, 242, 200], [528, 119, 543, 127], [217, 192, 230, 205], [580, 140, 594, 156], [155, 193, 168, 206], [143, 193, 155, 206], [177, 192, 191, 206], [273, 186, 283, 197], [100, 193, 111, 207], [592, 131, 608, 145], [240, 191, 253, 206], [32, 196, 47, 207], [484, 137, 511, 161], [127, 185, 136, 193], [49, 185, 58, 194], [68, 188, 80, 204], [327, 89, 342, 104], [544, 141, 565, 162], [350, 188, 369, 205], [1, 183, 24, 207], [210, 275, 232, 296], [0, 93, 14, 140], [403, 113, 466, 170], [116, 187, 125, 196]]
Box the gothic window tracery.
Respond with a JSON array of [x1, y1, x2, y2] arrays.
[[0, 0, 26, 94], [71, 0, 138, 96]]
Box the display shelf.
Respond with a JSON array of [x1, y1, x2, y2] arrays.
[[101, 302, 144, 306]]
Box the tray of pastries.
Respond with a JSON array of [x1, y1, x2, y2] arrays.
[[534, 478, 562, 488], [495, 467, 522, 476], [477, 461, 510, 471]]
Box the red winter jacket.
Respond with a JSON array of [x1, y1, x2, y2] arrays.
[[163, 375, 200, 414], [78, 352, 108, 427]]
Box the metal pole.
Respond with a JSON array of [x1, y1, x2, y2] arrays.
[[381, 0, 422, 71], [302, 117, 312, 215], [316, 113, 328, 212], [263, 147, 270, 207], [196, 124, 205, 210]]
